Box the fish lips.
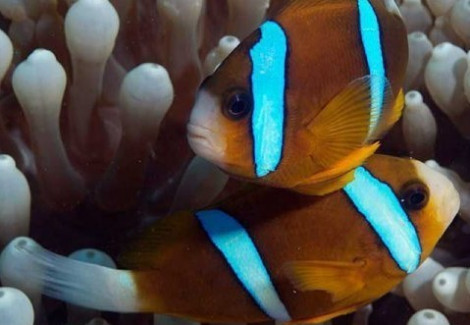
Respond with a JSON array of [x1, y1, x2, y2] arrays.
[[187, 123, 226, 164]]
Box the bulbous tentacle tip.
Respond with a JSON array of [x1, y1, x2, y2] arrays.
[[405, 32, 432, 91], [95, 63, 174, 212], [428, 16, 464, 47], [432, 267, 470, 312], [119, 63, 174, 130], [405, 90, 424, 108], [65, 0, 120, 63], [85, 318, 111, 325], [203, 35, 240, 76], [402, 90, 437, 160], [0, 153, 16, 169], [11, 49, 85, 211], [0, 237, 44, 299], [0, 287, 34, 325], [399, 0, 433, 34], [69, 248, 116, 268], [12, 48, 66, 113], [402, 258, 443, 311], [407, 309, 450, 325], [65, 0, 121, 158], [425, 42, 468, 120]]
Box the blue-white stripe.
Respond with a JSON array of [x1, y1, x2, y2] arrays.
[[196, 209, 291, 321], [343, 167, 422, 273], [249, 20, 287, 177], [358, 0, 386, 134]]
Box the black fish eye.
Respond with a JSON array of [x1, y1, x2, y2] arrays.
[[400, 181, 429, 210], [223, 89, 252, 120]]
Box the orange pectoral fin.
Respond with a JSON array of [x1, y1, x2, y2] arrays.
[[283, 260, 366, 303], [305, 76, 400, 171], [306, 76, 375, 169]]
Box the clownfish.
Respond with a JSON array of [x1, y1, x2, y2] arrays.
[[0, 155, 459, 323], [188, 0, 407, 195]]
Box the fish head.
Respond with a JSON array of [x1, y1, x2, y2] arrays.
[[189, 19, 292, 180], [364, 155, 460, 262], [188, 29, 267, 179]]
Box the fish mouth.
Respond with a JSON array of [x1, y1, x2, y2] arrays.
[[187, 123, 215, 150], [187, 123, 225, 163]]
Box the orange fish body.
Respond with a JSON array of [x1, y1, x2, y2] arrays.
[[2, 155, 458, 324], [188, 0, 407, 195]]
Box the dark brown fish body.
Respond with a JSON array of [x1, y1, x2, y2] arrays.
[[129, 189, 400, 322], [188, 0, 408, 195], [123, 155, 455, 323], [1, 156, 457, 324]]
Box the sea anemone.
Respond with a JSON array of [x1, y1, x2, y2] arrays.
[[0, 0, 470, 324], [0, 0, 267, 324]]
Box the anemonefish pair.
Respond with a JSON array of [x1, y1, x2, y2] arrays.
[[0, 155, 459, 323], [188, 0, 408, 195]]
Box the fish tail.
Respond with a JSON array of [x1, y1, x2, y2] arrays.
[[0, 237, 148, 313]]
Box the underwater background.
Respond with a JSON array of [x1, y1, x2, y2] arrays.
[[0, 0, 470, 324]]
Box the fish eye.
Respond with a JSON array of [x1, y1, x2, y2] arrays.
[[400, 181, 429, 210], [223, 89, 252, 120]]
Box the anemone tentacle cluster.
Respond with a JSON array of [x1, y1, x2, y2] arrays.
[[0, 0, 470, 324], [0, 0, 257, 324], [388, 1, 470, 324]]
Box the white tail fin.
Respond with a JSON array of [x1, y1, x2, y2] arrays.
[[0, 237, 142, 312]]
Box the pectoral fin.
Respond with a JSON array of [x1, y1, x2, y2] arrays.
[[283, 260, 366, 302], [306, 75, 397, 169]]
